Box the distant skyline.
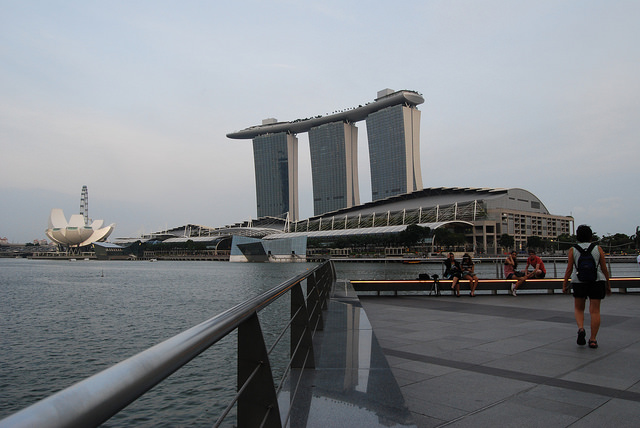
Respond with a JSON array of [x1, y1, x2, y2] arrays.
[[1, 1, 639, 243]]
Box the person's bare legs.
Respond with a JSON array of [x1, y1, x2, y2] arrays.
[[574, 297, 586, 329], [463, 275, 475, 295], [589, 299, 602, 341], [574, 297, 587, 345]]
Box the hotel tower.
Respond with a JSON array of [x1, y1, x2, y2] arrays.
[[227, 89, 424, 221]]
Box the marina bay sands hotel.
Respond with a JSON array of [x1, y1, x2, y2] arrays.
[[227, 89, 424, 221]]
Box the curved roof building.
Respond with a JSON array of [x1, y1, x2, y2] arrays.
[[273, 187, 573, 254]]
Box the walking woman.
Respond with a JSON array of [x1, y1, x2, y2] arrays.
[[562, 225, 611, 348]]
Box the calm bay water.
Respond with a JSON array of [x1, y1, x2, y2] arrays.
[[1, 258, 637, 426], [0, 259, 316, 426]]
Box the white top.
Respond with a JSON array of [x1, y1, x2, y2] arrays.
[[571, 242, 605, 283]]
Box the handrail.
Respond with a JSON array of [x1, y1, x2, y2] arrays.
[[0, 260, 335, 428]]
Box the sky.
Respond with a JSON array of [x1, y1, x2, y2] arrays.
[[1, 0, 639, 243]]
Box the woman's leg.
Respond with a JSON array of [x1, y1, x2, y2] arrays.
[[471, 276, 478, 294], [574, 297, 586, 329], [589, 299, 602, 340], [464, 275, 475, 295]]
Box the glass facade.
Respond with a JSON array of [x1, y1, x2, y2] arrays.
[[252, 133, 299, 220], [308, 122, 359, 216], [366, 104, 422, 201], [230, 235, 307, 262]]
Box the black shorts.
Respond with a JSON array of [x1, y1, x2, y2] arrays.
[[533, 272, 546, 279], [572, 281, 606, 300]]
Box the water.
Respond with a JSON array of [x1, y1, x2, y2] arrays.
[[0, 259, 316, 426], [1, 258, 638, 426]]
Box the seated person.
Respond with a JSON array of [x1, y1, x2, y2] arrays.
[[444, 252, 462, 297], [461, 253, 479, 297], [524, 249, 546, 280], [504, 250, 526, 296]]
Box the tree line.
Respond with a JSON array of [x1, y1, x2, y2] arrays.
[[499, 230, 640, 254]]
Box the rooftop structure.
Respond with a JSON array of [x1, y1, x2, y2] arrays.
[[227, 89, 425, 220], [226, 90, 424, 139]]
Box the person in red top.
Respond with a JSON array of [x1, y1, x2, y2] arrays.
[[524, 249, 546, 280]]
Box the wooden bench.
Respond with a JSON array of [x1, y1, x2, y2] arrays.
[[350, 277, 640, 296]]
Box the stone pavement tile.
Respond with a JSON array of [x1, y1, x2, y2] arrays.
[[400, 321, 463, 336], [560, 361, 640, 390], [524, 385, 610, 409], [400, 370, 535, 413], [605, 331, 640, 350], [392, 359, 460, 378], [375, 335, 426, 350], [409, 335, 490, 352], [398, 342, 510, 365], [408, 411, 445, 428], [573, 398, 640, 427], [401, 394, 467, 422], [442, 399, 580, 428], [481, 349, 594, 377], [471, 336, 551, 355], [358, 293, 640, 427], [557, 347, 640, 390], [627, 379, 640, 393], [536, 338, 607, 360], [512, 393, 597, 418], [456, 323, 530, 341], [390, 366, 437, 387], [385, 355, 411, 367], [378, 328, 479, 346]]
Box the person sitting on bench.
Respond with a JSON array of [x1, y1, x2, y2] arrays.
[[444, 252, 462, 297]]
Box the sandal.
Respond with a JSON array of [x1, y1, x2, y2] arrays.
[[588, 340, 598, 349], [577, 329, 586, 346]]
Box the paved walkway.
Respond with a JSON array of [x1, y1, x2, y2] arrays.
[[359, 292, 640, 427]]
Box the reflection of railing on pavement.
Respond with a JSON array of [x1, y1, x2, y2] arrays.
[[0, 260, 336, 428]]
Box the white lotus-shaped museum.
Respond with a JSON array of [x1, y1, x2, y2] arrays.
[[45, 208, 115, 247]]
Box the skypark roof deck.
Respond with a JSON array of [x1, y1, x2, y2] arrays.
[[226, 90, 424, 139]]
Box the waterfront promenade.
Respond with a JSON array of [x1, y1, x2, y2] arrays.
[[358, 289, 640, 427]]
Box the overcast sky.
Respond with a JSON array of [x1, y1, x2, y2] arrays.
[[1, 0, 639, 243]]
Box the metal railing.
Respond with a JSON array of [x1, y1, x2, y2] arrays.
[[0, 260, 336, 428]]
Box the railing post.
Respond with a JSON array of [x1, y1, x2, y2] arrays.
[[306, 273, 324, 331], [238, 313, 281, 428], [291, 283, 316, 369]]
